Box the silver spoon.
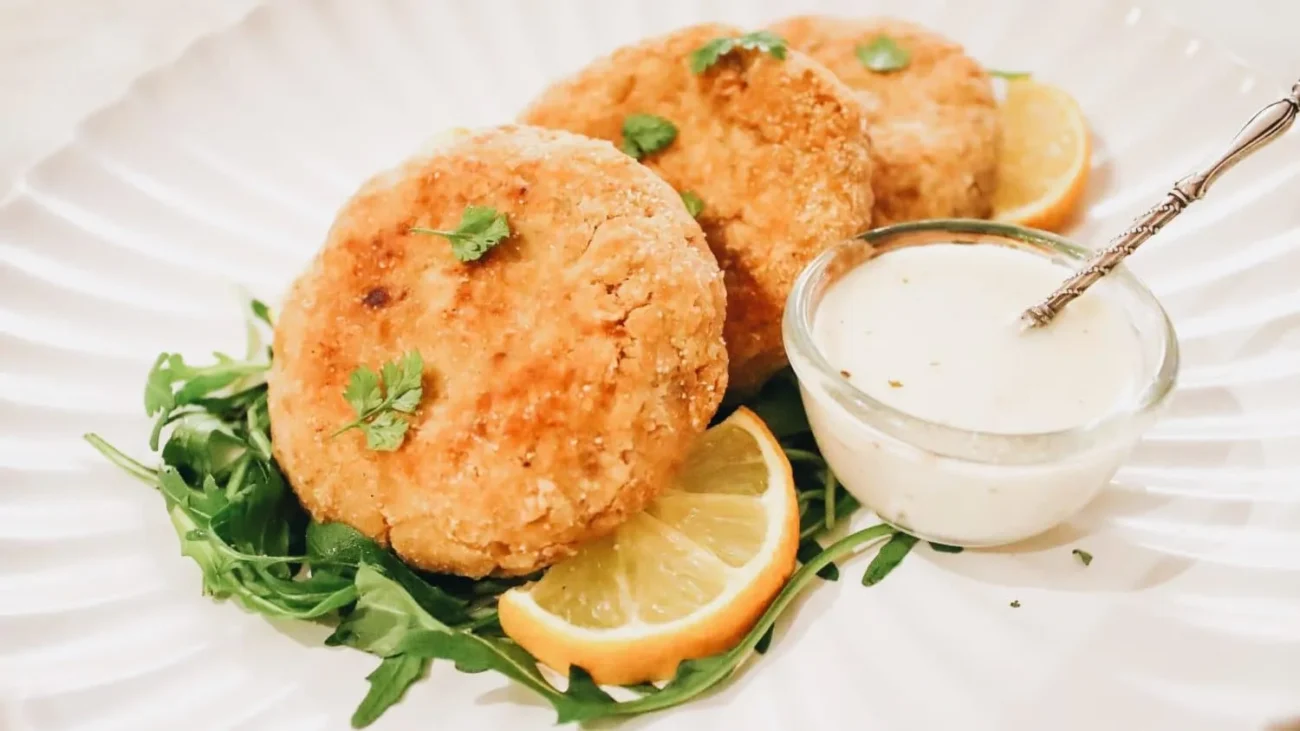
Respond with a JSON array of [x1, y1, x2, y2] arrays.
[[1021, 80, 1300, 328]]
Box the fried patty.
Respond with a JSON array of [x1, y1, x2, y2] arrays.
[[770, 16, 1001, 225], [520, 23, 876, 395], [268, 125, 728, 577]]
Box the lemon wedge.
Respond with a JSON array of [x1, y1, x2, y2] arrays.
[[992, 78, 1092, 232], [498, 407, 799, 686]]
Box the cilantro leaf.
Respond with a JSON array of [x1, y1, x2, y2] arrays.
[[856, 35, 910, 72], [621, 114, 678, 160], [352, 655, 429, 728], [411, 206, 511, 262], [363, 411, 410, 451], [690, 30, 788, 74], [1072, 548, 1093, 566], [333, 350, 424, 451], [344, 366, 384, 416], [988, 69, 1031, 80], [679, 190, 705, 218], [861, 531, 917, 586]]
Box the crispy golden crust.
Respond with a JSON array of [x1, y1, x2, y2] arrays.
[[268, 125, 728, 577], [519, 23, 875, 395], [770, 16, 1001, 225]]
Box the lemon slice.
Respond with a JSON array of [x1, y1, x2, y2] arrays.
[[992, 78, 1092, 232], [498, 407, 799, 686]]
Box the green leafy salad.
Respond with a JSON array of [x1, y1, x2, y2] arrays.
[[85, 297, 952, 727]]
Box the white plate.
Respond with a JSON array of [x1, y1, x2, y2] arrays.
[[1, 1, 1298, 729]]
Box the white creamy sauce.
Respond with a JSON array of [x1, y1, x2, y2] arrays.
[[798, 242, 1150, 546], [814, 243, 1142, 434]]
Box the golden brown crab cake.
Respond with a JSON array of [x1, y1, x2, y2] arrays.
[[770, 15, 1001, 225], [520, 23, 875, 395], [268, 125, 728, 578]]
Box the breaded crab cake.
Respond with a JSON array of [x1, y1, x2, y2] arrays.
[[770, 15, 1001, 225], [520, 23, 876, 395], [268, 125, 728, 577]]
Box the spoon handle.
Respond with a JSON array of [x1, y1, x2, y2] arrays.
[[1022, 80, 1300, 328]]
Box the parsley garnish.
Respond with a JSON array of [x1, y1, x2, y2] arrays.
[[988, 69, 1031, 80], [333, 350, 425, 451], [411, 206, 510, 263], [856, 35, 910, 72], [689, 30, 788, 74], [621, 114, 678, 160], [679, 190, 705, 217], [1072, 548, 1093, 566]]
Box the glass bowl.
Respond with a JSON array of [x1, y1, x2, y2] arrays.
[[782, 220, 1180, 547]]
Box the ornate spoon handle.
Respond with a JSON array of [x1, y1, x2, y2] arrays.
[[1022, 80, 1300, 328]]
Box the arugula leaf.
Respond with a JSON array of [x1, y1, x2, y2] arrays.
[[1072, 548, 1093, 566], [338, 565, 614, 719], [742, 368, 810, 439], [856, 35, 910, 72], [621, 114, 678, 160], [85, 433, 157, 483], [352, 655, 429, 728], [333, 350, 424, 451], [861, 531, 917, 586], [988, 69, 1031, 80], [690, 30, 788, 74], [411, 206, 511, 262], [797, 538, 839, 581], [929, 541, 965, 554], [679, 190, 705, 218], [250, 299, 273, 327]]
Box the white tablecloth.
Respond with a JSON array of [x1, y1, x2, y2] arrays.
[[1, 0, 1296, 196]]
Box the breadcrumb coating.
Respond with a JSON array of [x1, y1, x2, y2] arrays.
[[771, 16, 1001, 225], [521, 23, 876, 394], [268, 125, 728, 577]]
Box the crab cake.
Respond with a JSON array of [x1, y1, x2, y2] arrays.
[[268, 125, 728, 578], [770, 16, 1001, 225], [520, 23, 875, 395]]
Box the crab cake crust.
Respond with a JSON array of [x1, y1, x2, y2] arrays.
[[268, 125, 728, 578], [520, 23, 875, 395], [770, 16, 1001, 225]]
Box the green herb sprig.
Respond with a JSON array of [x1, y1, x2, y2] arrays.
[[679, 190, 705, 218], [621, 114, 678, 160], [856, 35, 910, 72], [412, 206, 511, 263], [690, 30, 788, 74], [333, 350, 424, 451]]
